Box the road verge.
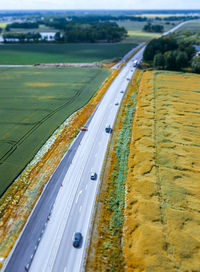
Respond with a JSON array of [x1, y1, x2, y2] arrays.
[[85, 69, 143, 271]]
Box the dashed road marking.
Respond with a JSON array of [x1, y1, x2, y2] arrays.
[[75, 190, 82, 204]]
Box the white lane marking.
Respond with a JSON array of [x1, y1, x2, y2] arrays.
[[85, 184, 88, 190], [75, 190, 82, 204], [79, 205, 82, 213]]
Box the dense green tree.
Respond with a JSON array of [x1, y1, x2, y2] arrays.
[[191, 57, 200, 73], [175, 51, 188, 69], [153, 53, 165, 69], [143, 23, 164, 33], [164, 51, 177, 70], [3, 32, 41, 42], [54, 32, 63, 41], [6, 22, 39, 31], [143, 37, 178, 61]]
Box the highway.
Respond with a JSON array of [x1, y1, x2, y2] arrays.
[[28, 47, 145, 272], [2, 20, 188, 272]]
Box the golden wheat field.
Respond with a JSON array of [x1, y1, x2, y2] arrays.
[[124, 71, 200, 272]]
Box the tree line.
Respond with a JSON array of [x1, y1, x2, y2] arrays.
[[3, 32, 41, 42], [143, 36, 200, 73], [3, 22, 127, 43], [62, 22, 127, 42], [143, 23, 164, 33], [5, 22, 39, 31]]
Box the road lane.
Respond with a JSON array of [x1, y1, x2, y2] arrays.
[[29, 48, 145, 272]]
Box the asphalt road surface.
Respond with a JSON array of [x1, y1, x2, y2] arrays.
[[3, 21, 188, 272], [28, 47, 145, 272]]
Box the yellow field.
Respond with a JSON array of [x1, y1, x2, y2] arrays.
[[124, 71, 200, 271]]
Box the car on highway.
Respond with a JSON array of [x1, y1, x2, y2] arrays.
[[120, 90, 124, 93], [90, 172, 97, 180], [105, 124, 112, 133], [133, 59, 138, 67], [126, 78, 130, 81], [73, 232, 82, 248], [115, 102, 119, 106], [81, 126, 88, 131]]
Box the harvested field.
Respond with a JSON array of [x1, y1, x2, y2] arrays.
[[117, 20, 180, 44], [124, 71, 200, 272], [176, 19, 200, 33]]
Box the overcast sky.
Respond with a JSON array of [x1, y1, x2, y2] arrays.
[[0, 0, 199, 10]]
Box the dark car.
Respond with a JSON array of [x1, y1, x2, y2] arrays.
[[105, 124, 112, 133], [90, 172, 97, 180], [73, 232, 82, 248]]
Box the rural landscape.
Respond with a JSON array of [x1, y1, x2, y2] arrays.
[[0, 3, 200, 272]]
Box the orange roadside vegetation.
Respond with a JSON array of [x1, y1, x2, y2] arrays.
[[0, 68, 118, 265], [124, 71, 200, 272]]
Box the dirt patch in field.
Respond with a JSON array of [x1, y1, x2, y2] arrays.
[[124, 71, 200, 272], [25, 82, 56, 87]]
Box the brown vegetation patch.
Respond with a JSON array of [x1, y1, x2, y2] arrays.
[[25, 82, 56, 87]]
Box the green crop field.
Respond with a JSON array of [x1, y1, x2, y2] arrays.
[[0, 43, 137, 65], [0, 67, 110, 195], [176, 19, 200, 33], [118, 20, 180, 43]]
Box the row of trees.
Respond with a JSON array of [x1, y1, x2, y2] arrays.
[[143, 36, 200, 73], [59, 22, 127, 43], [153, 51, 200, 73], [163, 15, 200, 21], [5, 22, 39, 31], [3, 22, 127, 43], [3, 32, 41, 42], [153, 51, 188, 70], [143, 23, 164, 33], [43, 15, 147, 27]]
